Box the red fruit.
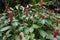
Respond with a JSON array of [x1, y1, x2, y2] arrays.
[[9, 12, 13, 23], [53, 29, 57, 38], [19, 33, 23, 40], [56, 20, 59, 26], [24, 7, 28, 16], [42, 15, 45, 19], [5, 5, 9, 12], [40, 0, 43, 7]]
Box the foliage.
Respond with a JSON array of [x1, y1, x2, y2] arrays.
[[0, 0, 60, 40]]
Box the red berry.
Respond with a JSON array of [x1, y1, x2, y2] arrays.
[[9, 12, 13, 23], [42, 15, 45, 19], [53, 29, 57, 38], [56, 20, 59, 26]]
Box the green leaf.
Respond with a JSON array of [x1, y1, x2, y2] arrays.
[[39, 30, 48, 38], [30, 33, 35, 40], [57, 36, 60, 40], [15, 35, 20, 40], [0, 32, 2, 37], [46, 34, 54, 39], [0, 26, 10, 31], [32, 24, 39, 29], [12, 22, 19, 27]]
